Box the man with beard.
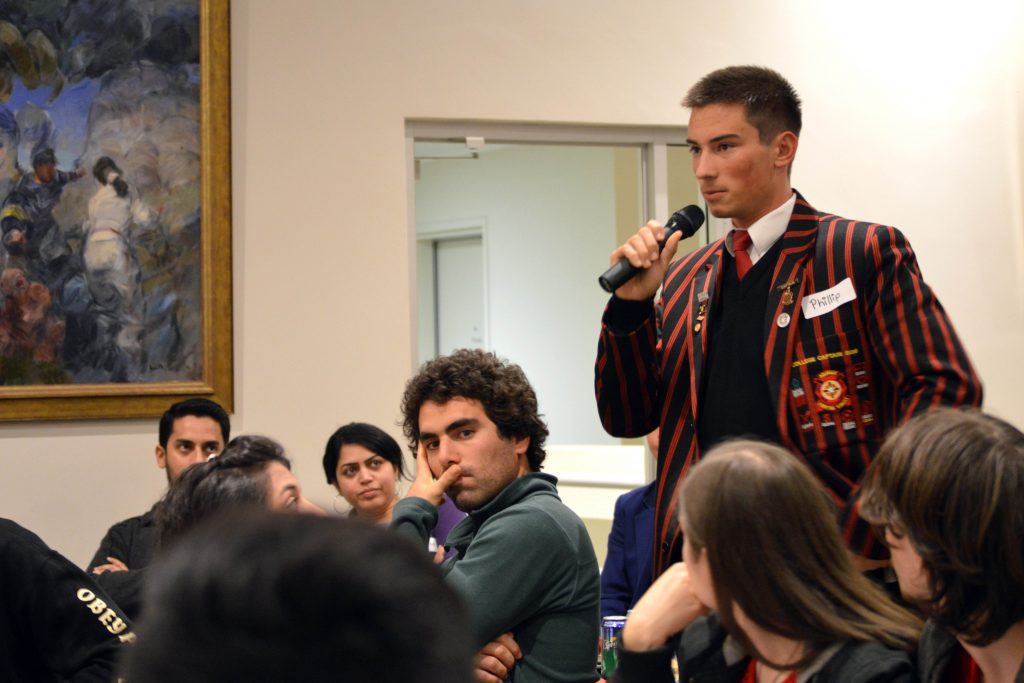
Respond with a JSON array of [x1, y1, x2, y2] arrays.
[[393, 349, 600, 683]]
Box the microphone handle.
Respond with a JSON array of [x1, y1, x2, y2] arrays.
[[599, 252, 660, 293], [597, 204, 705, 294]]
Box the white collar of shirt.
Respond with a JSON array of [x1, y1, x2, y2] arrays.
[[723, 192, 796, 266]]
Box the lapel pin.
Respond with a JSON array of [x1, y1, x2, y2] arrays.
[[776, 279, 797, 307]]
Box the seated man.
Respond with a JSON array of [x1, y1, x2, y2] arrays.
[[1, 517, 135, 682], [88, 397, 230, 618], [124, 511, 474, 683], [862, 408, 1024, 682], [392, 348, 600, 683]]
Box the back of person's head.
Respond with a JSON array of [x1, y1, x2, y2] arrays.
[[400, 348, 549, 471], [681, 440, 918, 665], [862, 408, 1024, 645], [125, 512, 474, 683], [682, 65, 802, 143], [322, 421, 405, 485], [155, 435, 290, 549], [158, 397, 231, 449]]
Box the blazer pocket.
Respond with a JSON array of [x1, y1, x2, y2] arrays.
[[788, 330, 882, 459]]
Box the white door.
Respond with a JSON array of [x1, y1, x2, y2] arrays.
[[434, 235, 484, 356]]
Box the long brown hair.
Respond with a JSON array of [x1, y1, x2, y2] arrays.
[[681, 440, 919, 668], [861, 408, 1024, 646]]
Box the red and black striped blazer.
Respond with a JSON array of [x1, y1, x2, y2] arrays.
[[595, 193, 982, 576]]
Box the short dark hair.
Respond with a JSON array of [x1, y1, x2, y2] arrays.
[[31, 147, 56, 169], [682, 440, 919, 667], [158, 398, 231, 449], [683, 65, 802, 143], [155, 435, 290, 550], [861, 409, 1024, 646], [323, 422, 405, 485], [125, 512, 474, 683], [401, 348, 548, 471]]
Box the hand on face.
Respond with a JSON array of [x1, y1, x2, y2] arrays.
[[620, 562, 712, 652], [406, 442, 462, 508]]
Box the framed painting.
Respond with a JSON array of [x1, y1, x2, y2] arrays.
[[0, 0, 232, 420]]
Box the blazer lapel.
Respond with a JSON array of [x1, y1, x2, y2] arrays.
[[688, 243, 725, 421], [763, 193, 820, 448]]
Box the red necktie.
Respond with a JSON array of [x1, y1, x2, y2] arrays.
[[732, 230, 753, 280]]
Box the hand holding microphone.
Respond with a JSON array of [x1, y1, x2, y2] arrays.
[[599, 205, 705, 295]]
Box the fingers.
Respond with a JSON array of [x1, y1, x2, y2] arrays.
[[433, 544, 446, 565], [660, 228, 685, 266], [436, 462, 463, 490], [473, 661, 504, 683], [415, 442, 435, 481], [493, 632, 522, 660], [473, 655, 509, 682], [408, 442, 460, 506], [107, 557, 129, 570], [477, 645, 515, 671], [474, 633, 521, 682], [612, 221, 664, 268]]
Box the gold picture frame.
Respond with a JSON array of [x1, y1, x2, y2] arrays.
[[0, 0, 232, 420]]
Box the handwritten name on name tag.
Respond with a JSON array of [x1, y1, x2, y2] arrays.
[[801, 278, 856, 319]]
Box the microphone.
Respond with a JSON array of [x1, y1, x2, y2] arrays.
[[598, 205, 705, 293]]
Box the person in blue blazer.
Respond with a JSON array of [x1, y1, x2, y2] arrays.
[[601, 480, 656, 618]]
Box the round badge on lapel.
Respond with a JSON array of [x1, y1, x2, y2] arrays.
[[776, 312, 791, 328]]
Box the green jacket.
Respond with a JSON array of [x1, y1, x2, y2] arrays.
[[393, 472, 600, 683]]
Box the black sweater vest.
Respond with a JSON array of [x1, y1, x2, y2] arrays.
[[697, 241, 783, 450]]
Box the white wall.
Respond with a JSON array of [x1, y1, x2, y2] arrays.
[[415, 144, 620, 445], [1, 0, 1021, 565]]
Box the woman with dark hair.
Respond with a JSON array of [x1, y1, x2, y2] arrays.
[[323, 422, 405, 524], [862, 408, 1024, 683], [613, 439, 919, 683], [322, 422, 464, 545], [158, 435, 322, 549]]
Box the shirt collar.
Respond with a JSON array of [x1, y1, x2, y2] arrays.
[[724, 192, 796, 261]]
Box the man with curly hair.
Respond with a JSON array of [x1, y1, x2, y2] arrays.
[[393, 348, 600, 683]]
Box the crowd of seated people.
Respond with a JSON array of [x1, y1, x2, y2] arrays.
[[6, 378, 1022, 681]]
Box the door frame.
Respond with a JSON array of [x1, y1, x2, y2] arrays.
[[406, 120, 694, 482], [415, 218, 488, 363]]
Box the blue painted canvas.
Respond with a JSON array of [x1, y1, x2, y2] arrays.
[[0, 0, 203, 384]]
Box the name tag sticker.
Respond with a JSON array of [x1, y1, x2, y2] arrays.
[[801, 278, 856, 319]]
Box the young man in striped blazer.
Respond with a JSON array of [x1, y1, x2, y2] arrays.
[[595, 65, 982, 578]]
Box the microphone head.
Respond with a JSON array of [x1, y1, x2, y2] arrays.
[[665, 204, 705, 239]]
